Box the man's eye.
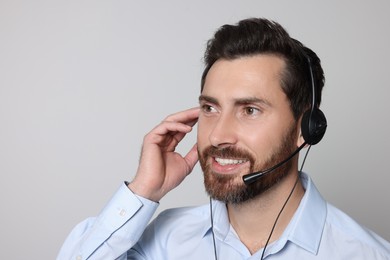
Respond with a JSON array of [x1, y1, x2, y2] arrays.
[[244, 107, 260, 115], [201, 104, 217, 113]]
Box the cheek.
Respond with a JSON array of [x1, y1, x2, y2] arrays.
[[196, 116, 209, 146], [243, 126, 281, 157]]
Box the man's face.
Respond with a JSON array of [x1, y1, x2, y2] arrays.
[[197, 54, 300, 204]]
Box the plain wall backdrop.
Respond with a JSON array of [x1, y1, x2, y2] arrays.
[[0, 0, 389, 259]]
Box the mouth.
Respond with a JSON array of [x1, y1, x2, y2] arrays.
[[211, 156, 250, 175], [214, 157, 248, 166]]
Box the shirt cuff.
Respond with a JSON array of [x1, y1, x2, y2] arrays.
[[96, 182, 159, 232], [75, 183, 159, 259]]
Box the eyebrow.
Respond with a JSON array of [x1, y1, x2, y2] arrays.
[[198, 95, 219, 105], [198, 94, 271, 107]]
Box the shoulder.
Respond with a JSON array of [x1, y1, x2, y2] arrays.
[[323, 202, 390, 258], [153, 204, 211, 230], [142, 203, 211, 241], [129, 204, 212, 258]]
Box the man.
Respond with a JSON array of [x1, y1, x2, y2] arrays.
[[58, 18, 390, 259]]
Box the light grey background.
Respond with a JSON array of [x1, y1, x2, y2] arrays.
[[0, 1, 389, 259]]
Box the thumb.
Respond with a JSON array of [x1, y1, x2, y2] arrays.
[[184, 144, 199, 174]]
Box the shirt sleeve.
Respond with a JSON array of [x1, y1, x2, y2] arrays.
[[57, 182, 159, 260]]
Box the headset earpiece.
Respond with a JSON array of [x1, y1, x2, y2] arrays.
[[301, 108, 327, 145]]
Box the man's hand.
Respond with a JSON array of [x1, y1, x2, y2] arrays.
[[128, 107, 199, 202]]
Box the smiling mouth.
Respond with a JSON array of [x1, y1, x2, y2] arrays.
[[214, 157, 248, 166]]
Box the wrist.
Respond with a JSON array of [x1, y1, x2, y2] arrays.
[[127, 181, 162, 202]]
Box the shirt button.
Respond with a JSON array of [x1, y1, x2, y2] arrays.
[[76, 255, 82, 260], [119, 209, 126, 216]]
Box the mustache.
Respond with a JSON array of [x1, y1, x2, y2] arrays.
[[201, 146, 255, 162]]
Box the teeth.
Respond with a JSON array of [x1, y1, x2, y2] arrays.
[[215, 158, 246, 166]]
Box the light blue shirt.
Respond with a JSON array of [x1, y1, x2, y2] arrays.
[[58, 173, 390, 259]]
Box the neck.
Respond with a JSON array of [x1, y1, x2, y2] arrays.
[[227, 171, 304, 255]]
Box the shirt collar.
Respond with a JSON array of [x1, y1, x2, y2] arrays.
[[204, 199, 230, 240], [271, 172, 327, 255], [203, 172, 327, 255]]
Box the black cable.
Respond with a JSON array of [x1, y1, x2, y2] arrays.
[[210, 197, 218, 260], [260, 145, 311, 259]]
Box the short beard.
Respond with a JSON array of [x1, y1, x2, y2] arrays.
[[198, 125, 297, 204]]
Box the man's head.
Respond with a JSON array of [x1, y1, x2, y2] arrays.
[[201, 18, 324, 120], [197, 18, 325, 204]]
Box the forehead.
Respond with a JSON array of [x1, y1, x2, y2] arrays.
[[201, 54, 287, 103]]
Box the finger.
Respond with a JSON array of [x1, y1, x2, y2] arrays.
[[152, 120, 193, 137], [184, 143, 199, 175], [146, 121, 193, 146], [145, 108, 199, 147], [156, 107, 199, 137], [186, 117, 198, 128], [164, 107, 199, 125]]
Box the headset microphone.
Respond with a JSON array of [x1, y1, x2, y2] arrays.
[[242, 55, 327, 186], [243, 142, 307, 185]]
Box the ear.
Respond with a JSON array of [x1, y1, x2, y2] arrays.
[[296, 116, 306, 147]]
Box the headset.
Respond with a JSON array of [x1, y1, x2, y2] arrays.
[[300, 55, 327, 146]]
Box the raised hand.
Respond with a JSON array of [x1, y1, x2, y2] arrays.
[[128, 107, 199, 202]]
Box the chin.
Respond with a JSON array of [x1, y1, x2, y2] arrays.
[[204, 171, 251, 204], [204, 164, 293, 204]]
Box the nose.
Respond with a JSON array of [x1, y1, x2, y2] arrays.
[[209, 114, 238, 148]]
